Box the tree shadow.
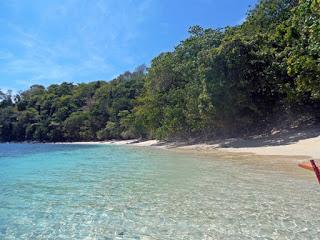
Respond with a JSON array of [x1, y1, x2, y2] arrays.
[[211, 125, 320, 148], [133, 125, 320, 149]]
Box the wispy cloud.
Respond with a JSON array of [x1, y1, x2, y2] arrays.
[[0, 0, 154, 90], [236, 16, 247, 25]]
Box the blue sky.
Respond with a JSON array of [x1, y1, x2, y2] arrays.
[[0, 0, 257, 92]]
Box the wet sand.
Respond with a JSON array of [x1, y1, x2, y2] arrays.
[[59, 126, 320, 182]]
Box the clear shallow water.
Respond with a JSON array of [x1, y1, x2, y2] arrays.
[[0, 144, 319, 240]]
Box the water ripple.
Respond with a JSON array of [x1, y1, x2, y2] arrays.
[[0, 144, 319, 239]]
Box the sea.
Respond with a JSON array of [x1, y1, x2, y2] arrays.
[[0, 143, 319, 239]]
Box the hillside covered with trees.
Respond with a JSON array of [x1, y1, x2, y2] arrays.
[[0, 0, 319, 142]]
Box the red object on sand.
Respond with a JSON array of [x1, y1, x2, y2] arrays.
[[299, 160, 320, 184], [310, 160, 320, 185]]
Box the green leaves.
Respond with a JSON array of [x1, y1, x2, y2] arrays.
[[0, 0, 319, 142], [277, 0, 320, 100], [136, 0, 319, 138]]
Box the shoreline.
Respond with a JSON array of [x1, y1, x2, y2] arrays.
[[57, 133, 320, 161], [4, 126, 320, 162], [3, 130, 320, 180], [63, 135, 320, 181], [54, 137, 320, 181]]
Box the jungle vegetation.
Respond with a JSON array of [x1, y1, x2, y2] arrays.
[[0, 0, 319, 142]]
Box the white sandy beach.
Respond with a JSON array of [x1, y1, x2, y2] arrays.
[[67, 126, 320, 161], [224, 136, 320, 159]]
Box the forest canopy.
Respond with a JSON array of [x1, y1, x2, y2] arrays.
[[0, 0, 319, 142]]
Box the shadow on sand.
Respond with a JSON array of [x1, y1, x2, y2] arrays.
[[132, 125, 320, 149]]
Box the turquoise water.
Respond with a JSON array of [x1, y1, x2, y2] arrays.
[[0, 144, 319, 239]]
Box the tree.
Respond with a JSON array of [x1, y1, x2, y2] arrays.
[[0, 0, 318, 142]]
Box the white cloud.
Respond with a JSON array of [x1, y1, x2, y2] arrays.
[[0, 0, 155, 89]]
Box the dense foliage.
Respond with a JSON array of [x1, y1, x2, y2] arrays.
[[0, 68, 145, 142], [0, 0, 319, 142]]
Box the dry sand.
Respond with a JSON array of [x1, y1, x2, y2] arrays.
[[224, 136, 320, 159], [65, 126, 320, 161]]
